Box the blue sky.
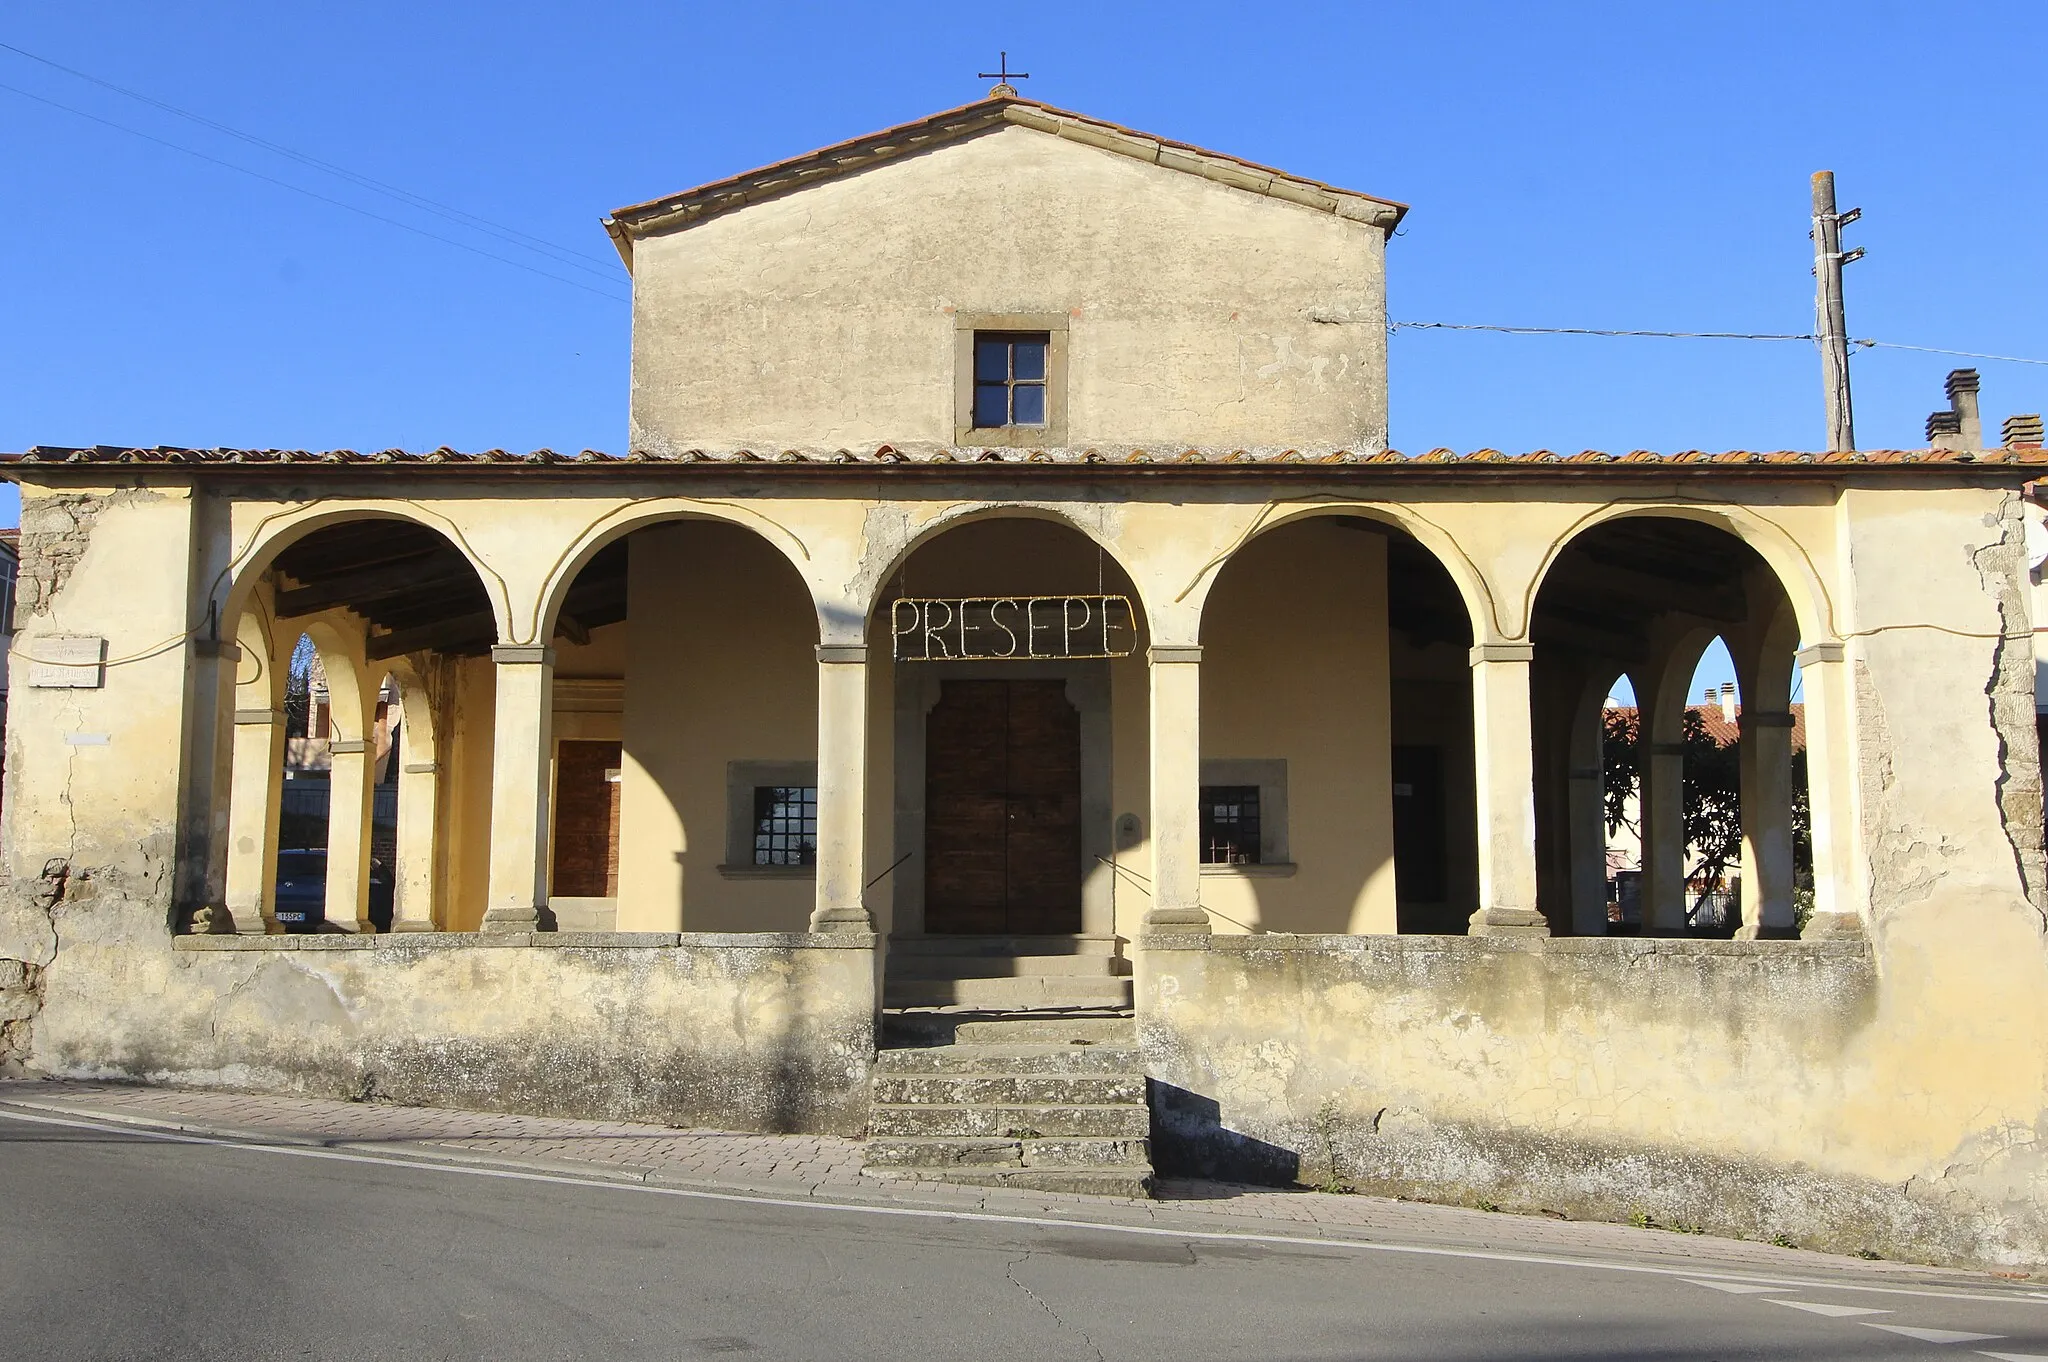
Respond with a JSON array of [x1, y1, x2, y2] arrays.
[[7, 2, 2044, 700]]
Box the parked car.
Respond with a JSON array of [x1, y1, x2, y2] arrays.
[[271, 849, 395, 933]]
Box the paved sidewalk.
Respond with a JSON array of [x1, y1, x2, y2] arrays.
[[0, 1078, 2000, 1285]]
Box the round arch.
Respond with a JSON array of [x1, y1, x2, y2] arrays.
[[1184, 502, 1496, 649], [532, 503, 819, 648], [856, 504, 1152, 637], [218, 504, 508, 644], [1523, 503, 1832, 648]]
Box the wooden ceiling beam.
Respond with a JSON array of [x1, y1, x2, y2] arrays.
[[365, 611, 497, 661]]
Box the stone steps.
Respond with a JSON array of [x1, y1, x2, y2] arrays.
[[887, 953, 1131, 980], [863, 1011, 1153, 1199], [889, 934, 1122, 957]]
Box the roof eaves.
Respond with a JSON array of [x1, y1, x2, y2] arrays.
[[604, 95, 1407, 266]]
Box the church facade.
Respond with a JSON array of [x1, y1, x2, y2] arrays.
[[6, 94, 2048, 1265]]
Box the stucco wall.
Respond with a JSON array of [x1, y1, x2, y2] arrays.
[[629, 126, 1389, 454], [1199, 519, 1396, 932], [39, 932, 876, 1132], [619, 524, 819, 932]]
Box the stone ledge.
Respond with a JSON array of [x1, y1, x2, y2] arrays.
[[174, 930, 877, 952], [1138, 931, 1872, 959]]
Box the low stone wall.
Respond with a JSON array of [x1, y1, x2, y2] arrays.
[[30, 931, 878, 1135], [1138, 933, 2044, 1269]]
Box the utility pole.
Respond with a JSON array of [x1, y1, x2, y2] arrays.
[[1811, 171, 1863, 452]]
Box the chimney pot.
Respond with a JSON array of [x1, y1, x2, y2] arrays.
[[2005, 413, 2045, 448], [1719, 682, 1737, 723], [1928, 409, 1964, 448]]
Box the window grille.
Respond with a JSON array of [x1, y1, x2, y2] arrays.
[[1200, 785, 1262, 865], [972, 332, 1050, 427], [752, 785, 818, 867]]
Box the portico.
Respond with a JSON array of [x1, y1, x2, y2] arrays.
[[6, 90, 2048, 1264]]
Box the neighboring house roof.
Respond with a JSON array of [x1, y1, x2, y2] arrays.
[[1605, 704, 1807, 752], [0, 528, 16, 564], [601, 94, 1409, 268], [3, 446, 2044, 483]]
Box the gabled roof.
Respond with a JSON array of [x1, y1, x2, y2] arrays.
[[602, 94, 1408, 270]]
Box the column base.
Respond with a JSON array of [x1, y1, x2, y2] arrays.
[[480, 903, 555, 933], [1467, 906, 1551, 937], [1734, 921, 1800, 941], [808, 905, 876, 933], [1799, 911, 1866, 941], [388, 920, 439, 934], [1142, 906, 1212, 933]]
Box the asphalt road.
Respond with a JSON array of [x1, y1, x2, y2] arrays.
[[5, 1109, 2047, 1362]]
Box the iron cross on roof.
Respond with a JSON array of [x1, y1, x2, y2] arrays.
[[978, 51, 1029, 97]]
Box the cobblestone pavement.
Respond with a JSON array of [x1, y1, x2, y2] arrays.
[[0, 1078, 1999, 1285]]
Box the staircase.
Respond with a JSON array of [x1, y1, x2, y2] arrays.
[[881, 934, 1133, 1011], [864, 1011, 1154, 1198]]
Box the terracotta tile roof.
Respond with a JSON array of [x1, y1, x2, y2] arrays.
[[4, 445, 2044, 479], [602, 94, 1408, 266], [1606, 704, 1807, 751]]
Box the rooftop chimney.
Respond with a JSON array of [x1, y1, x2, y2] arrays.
[[1719, 682, 1737, 723], [1927, 369, 1984, 450], [2005, 413, 2045, 448]]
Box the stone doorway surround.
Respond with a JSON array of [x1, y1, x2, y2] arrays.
[[891, 658, 1114, 939]]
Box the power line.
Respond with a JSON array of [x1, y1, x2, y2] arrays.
[[1851, 339, 2048, 368], [1389, 321, 1815, 342], [1391, 320, 2048, 367], [0, 39, 621, 282], [0, 81, 628, 303]]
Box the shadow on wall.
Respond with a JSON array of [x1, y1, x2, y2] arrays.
[[1149, 1079, 1302, 1186]]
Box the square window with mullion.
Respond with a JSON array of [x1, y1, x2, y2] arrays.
[[1200, 785, 1262, 866], [752, 785, 817, 867], [973, 332, 1049, 428]]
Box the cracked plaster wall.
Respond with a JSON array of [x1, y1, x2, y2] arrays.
[[32, 934, 878, 1132]]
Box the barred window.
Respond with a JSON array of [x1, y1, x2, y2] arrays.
[[1200, 785, 1261, 866], [751, 785, 817, 867]]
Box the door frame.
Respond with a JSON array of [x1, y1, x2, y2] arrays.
[[892, 659, 1113, 938]]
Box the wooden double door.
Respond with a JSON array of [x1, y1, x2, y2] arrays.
[[923, 679, 1084, 934]]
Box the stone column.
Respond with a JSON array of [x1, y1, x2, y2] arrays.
[[481, 643, 554, 933], [391, 752, 441, 932], [1468, 643, 1547, 935], [1566, 678, 1611, 936], [1639, 731, 1688, 934], [1735, 709, 1798, 938], [222, 705, 285, 934], [1146, 645, 1209, 932], [811, 643, 873, 933], [323, 736, 375, 933], [1796, 642, 1863, 938]]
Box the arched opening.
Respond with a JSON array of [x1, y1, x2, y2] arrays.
[[1532, 516, 1807, 937], [542, 520, 818, 934], [219, 518, 494, 933], [1198, 515, 1477, 934], [867, 516, 1147, 1007]]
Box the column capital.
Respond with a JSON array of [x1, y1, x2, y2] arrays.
[[490, 643, 555, 666], [816, 644, 868, 665], [1147, 645, 1203, 665], [233, 707, 284, 726], [1795, 641, 1844, 667], [401, 760, 439, 775], [328, 739, 368, 754], [1469, 641, 1535, 665]]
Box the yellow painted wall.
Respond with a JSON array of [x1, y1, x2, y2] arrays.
[[1200, 520, 1397, 933], [618, 523, 818, 932], [441, 655, 495, 932]]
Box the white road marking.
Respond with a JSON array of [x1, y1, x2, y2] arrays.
[[1686, 1279, 1782, 1294], [1772, 1300, 1892, 1318], [0, 1103, 2036, 1309], [1865, 1324, 2004, 1344], [1978, 1353, 2048, 1361]]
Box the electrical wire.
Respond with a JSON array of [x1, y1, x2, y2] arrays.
[[0, 81, 628, 303], [1392, 321, 2048, 368], [0, 39, 620, 281]]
